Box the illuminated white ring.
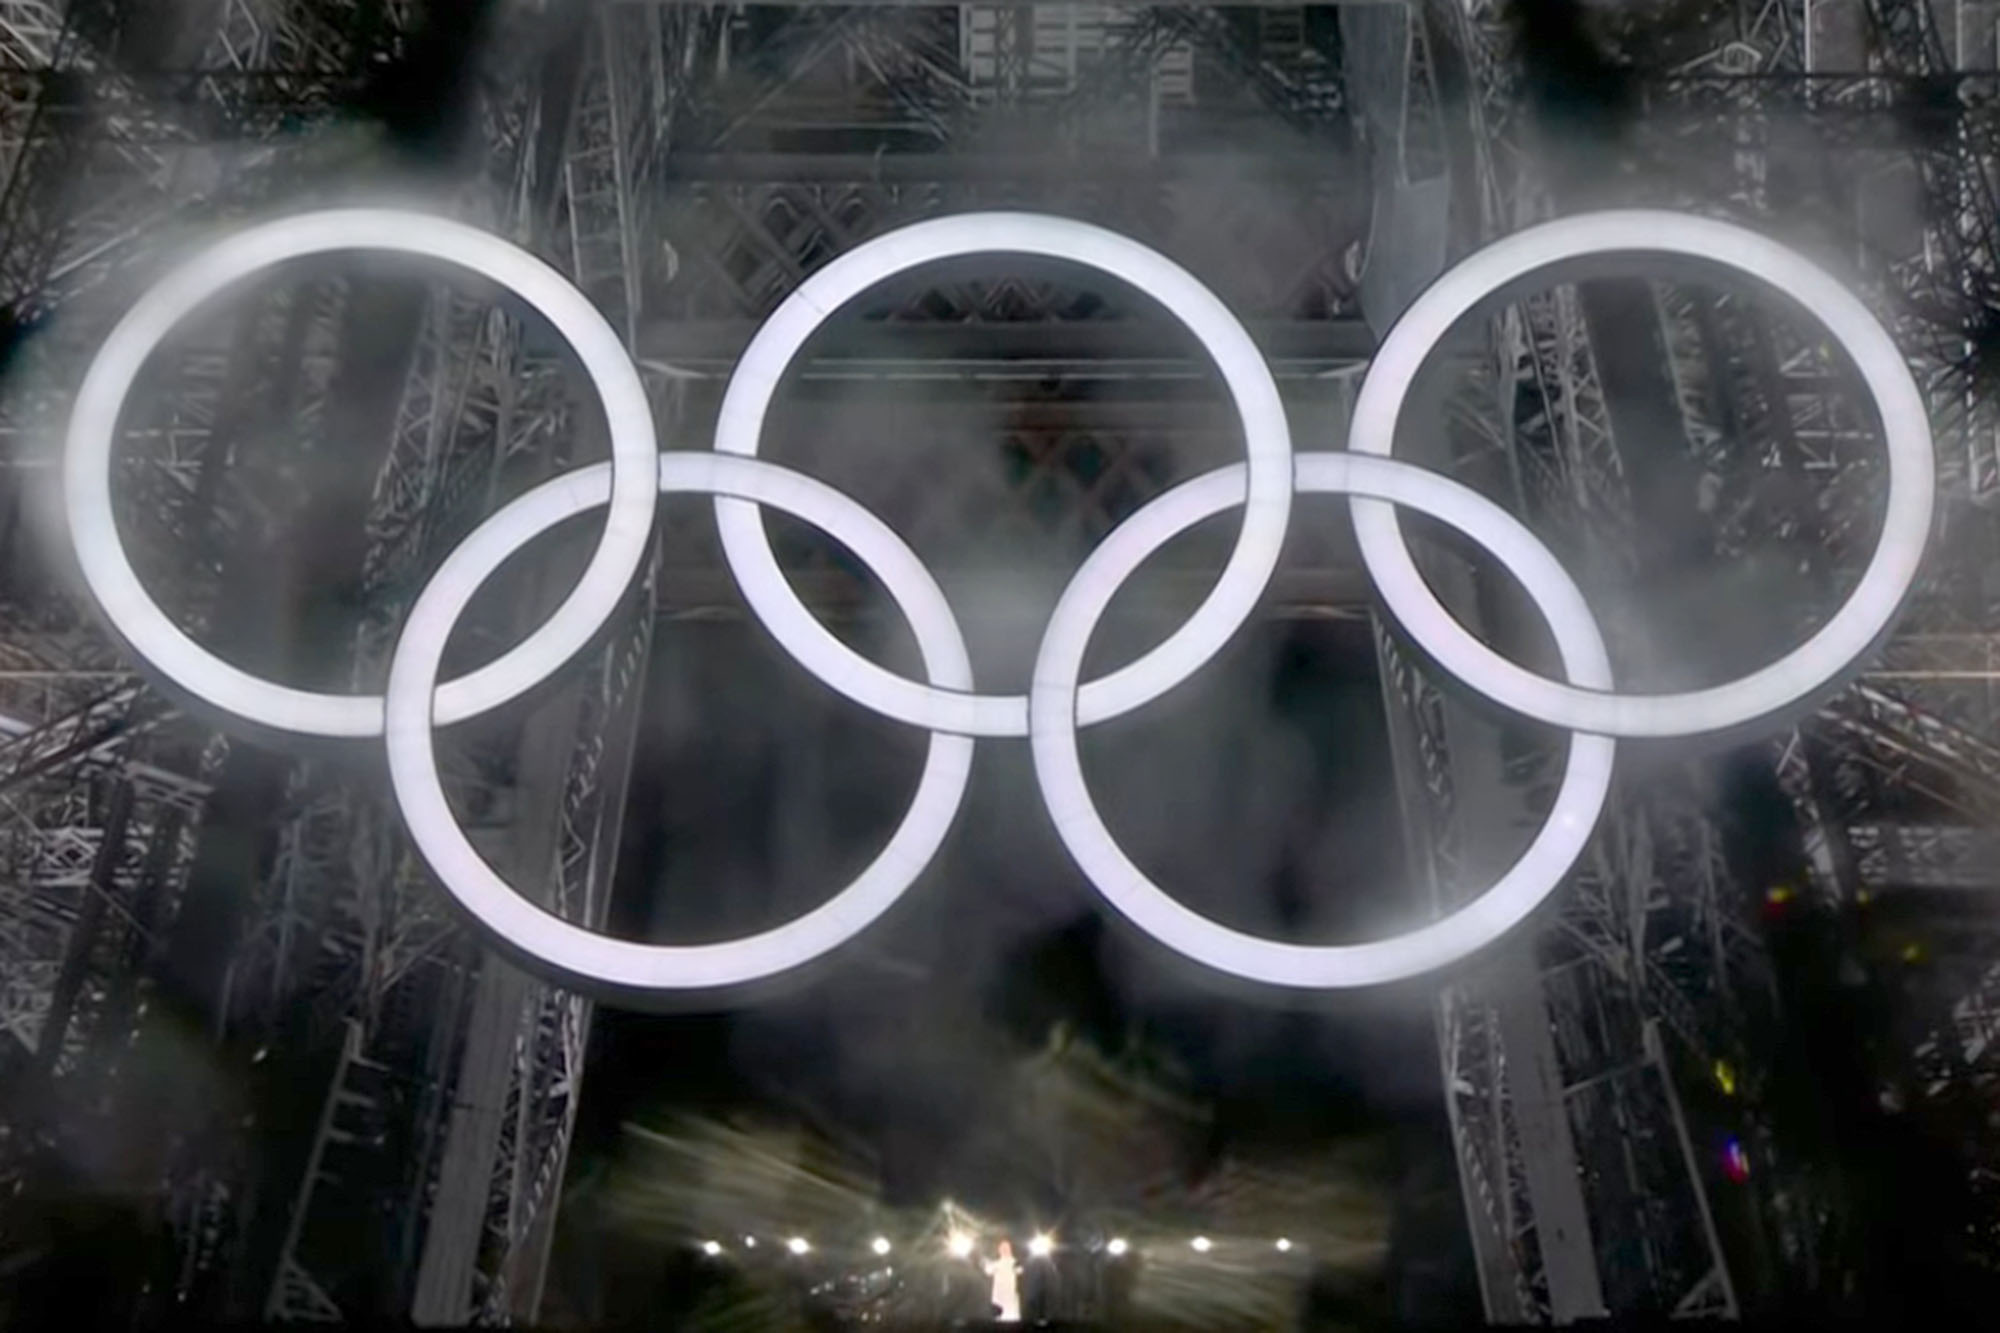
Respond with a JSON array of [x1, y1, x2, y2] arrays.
[[711, 211, 1293, 738], [384, 452, 975, 991], [63, 209, 660, 738], [1349, 209, 1935, 738], [1030, 453, 1617, 988]]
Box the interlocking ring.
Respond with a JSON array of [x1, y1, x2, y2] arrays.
[[65, 210, 660, 737], [384, 454, 976, 993], [710, 212, 1295, 737], [1030, 453, 1615, 988], [64, 207, 1935, 994], [1347, 211, 1935, 738]]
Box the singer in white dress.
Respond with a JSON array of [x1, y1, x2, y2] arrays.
[[982, 1239, 1021, 1323]]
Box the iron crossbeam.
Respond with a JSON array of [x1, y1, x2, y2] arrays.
[[655, 150, 1358, 181], [260, 11, 593, 1314], [1407, 2, 1779, 1317], [637, 316, 1376, 376]]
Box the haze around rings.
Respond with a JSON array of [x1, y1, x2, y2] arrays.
[[60, 207, 1935, 993]]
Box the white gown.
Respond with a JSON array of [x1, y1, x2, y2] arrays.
[[983, 1255, 1021, 1322]]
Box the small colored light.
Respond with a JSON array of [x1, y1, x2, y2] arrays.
[[1190, 1236, 1212, 1253], [1713, 1060, 1737, 1096], [1106, 1237, 1129, 1257], [1723, 1138, 1751, 1183], [1902, 941, 1925, 963], [1765, 885, 1794, 906], [1857, 889, 1874, 906]]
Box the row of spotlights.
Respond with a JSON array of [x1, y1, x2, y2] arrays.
[[1190, 1236, 1294, 1253], [694, 1236, 822, 1258], [705, 1232, 1295, 1259]]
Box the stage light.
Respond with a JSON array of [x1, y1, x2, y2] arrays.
[[788, 1237, 812, 1255], [1029, 1233, 1054, 1257], [1190, 1236, 1212, 1253], [744, 1236, 757, 1248], [1106, 1238, 1129, 1257], [1761, 884, 1797, 925], [872, 1237, 891, 1256], [1723, 1138, 1752, 1184], [701, 1240, 722, 1257], [948, 1232, 974, 1258], [1275, 1238, 1293, 1253]]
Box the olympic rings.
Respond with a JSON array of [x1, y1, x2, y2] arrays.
[[65, 206, 1935, 994]]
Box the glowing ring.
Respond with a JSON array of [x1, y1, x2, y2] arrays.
[[711, 211, 1293, 738], [63, 209, 660, 737], [384, 452, 975, 992], [1348, 209, 1935, 738], [1030, 453, 1616, 988]]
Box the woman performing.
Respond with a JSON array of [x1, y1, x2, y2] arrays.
[[981, 1238, 1021, 1323]]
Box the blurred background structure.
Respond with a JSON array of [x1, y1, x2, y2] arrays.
[[1, 1, 1999, 1328]]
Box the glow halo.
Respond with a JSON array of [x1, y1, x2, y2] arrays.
[[63, 209, 659, 737], [383, 452, 976, 992], [1348, 209, 1935, 738], [711, 211, 1293, 739], [1029, 453, 1617, 988]]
